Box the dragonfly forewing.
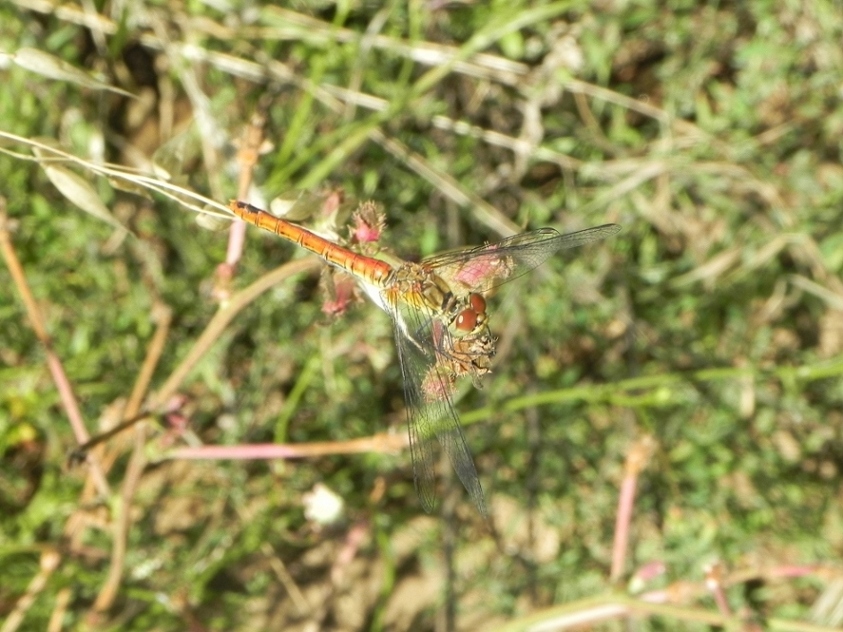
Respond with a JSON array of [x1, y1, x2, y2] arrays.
[[389, 293, 487, 514], [427, 224, 622, 296]]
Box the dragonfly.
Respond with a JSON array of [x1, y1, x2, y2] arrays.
[[230, 199, 620, 514]]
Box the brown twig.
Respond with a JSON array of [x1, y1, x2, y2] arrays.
[[72, 257, 322, 458], [126, 303, 173, 419], [70, 302, 174, 457], [89, 424, 149, 617], [262, 542, 311, 616], [83, 305, 173, 616], [167, 431, 405, 461], [151, 257, 321, 409], [67, 410, 154, 464], [302, 521, 370, 632], [0, 203, 110, 497], [0, 548, 61, 632], [67, 306, 171, 463], [496, 592, 842, 631], [47, 587, 72, 632]]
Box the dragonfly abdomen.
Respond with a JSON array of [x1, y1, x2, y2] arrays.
[[231, 200, 394, 286]]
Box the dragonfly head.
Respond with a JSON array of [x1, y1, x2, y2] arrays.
[[454, 293, 487, 334]]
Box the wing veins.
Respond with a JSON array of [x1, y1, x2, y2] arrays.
[[389, 296, 486, 514]]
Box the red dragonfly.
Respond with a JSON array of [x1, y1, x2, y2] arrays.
[[231, 200, 620, 514]]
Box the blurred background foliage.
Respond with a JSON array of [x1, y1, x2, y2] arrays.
[[1, 1, 843, 630]]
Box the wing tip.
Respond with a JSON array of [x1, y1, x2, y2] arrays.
[[415, 477, 438, 514]]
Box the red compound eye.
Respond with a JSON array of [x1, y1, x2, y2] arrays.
[[469, 293, 486, 316], [455, 308, 478, 331]]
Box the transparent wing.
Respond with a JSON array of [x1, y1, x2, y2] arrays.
[[388, 295, 486, 514], [424, 224, 621, 296]]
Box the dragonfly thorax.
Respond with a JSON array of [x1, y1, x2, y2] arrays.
[[389, 266, 491, 335], [386, 263, 453, 313]]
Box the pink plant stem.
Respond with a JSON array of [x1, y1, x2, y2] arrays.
[[610, 436, 656, 583], [330, 521, 368, 584], [705, 563, 733, 619], [227, 110, 269, 269], [610, 470, 637, 582]]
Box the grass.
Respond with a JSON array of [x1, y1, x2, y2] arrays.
[[2, 1, 843, 630]]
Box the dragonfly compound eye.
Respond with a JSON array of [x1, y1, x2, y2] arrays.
[[469, 293, 486, 316], [455, 308, 478, 331]]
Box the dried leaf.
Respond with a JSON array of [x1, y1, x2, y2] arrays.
[[29, 136, 64, 159], [106, 176, 153, 199], [42, 165, 128, 233], [270, 189, 322, 221], [13, 47, 135, 98], [151, 126, 201, 182], [195, 212, 230, 232]]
